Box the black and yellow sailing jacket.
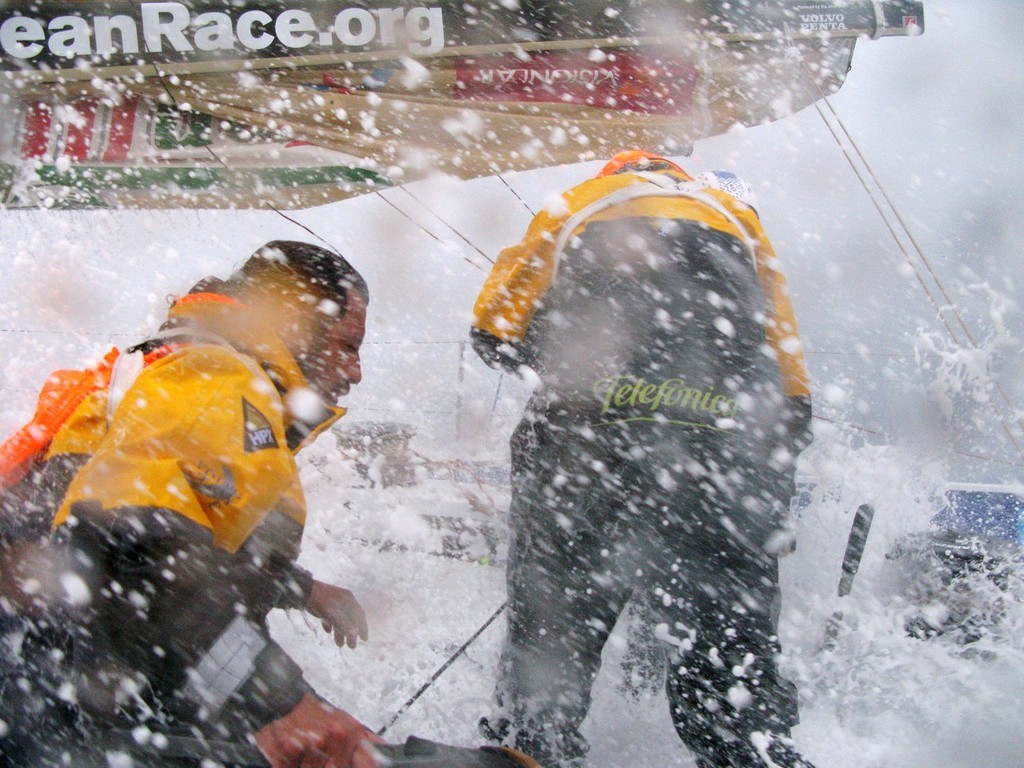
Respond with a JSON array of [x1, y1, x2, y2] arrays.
[[471, 166, 812, 446], [472, 166, 810, 399], [51, 291, 344, 551], [41, 291, 347, 734]]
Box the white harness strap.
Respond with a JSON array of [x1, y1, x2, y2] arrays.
[[550, 174, 759, 280], [105, 348, 145, 425], [105, 328, 234, 425]]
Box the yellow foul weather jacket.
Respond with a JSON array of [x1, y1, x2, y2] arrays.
[[31, 291, 350, 734], [472, 167, 810, 399], [51, 292, 345, 553]]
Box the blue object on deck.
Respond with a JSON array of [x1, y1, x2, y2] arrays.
[[934, 487, 1024, 545]]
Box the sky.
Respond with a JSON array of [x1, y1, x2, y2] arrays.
[[1, 2, 1024, 766]]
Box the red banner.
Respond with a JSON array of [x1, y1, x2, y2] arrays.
[[453, 51, 698, 116]]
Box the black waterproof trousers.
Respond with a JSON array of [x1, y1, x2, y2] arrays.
[[489, 401, 805, 768]]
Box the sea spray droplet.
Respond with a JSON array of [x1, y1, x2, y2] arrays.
[[60, 573, 91, 606]]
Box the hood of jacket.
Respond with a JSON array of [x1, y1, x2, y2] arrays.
[[162, 291, 346, 451]]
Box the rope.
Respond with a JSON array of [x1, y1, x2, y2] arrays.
[[399, 186, 495, 266], [376, 601, 507, 736], [791, 47, 1024, 464], [131, 0, 350, 258], [372, 189, 489, 273], [810, 99, 964, 344], [263, 203, 348, 253], [497, 174, 537, 217]]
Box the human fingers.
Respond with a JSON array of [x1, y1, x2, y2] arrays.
[[256, 722, 303, 768], [351, 740, 381, 768]]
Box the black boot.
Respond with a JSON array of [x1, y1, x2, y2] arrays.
[[763, 734, 816, 768], [479, 716, 586, 768], [375, 736, 543, 768], [694, 732, 816, 768]]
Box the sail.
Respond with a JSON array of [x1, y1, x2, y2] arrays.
[[0, 0, 924, 209]]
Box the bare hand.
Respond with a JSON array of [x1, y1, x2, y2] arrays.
[[256, 693, 382, 768], [306, 579, 369, 649]]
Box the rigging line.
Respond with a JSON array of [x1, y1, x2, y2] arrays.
[[262, 202, 346, 253], [497, 173, 537, 217], [138, 27, 505, 277], [483, 174, 533, 415], [811, 414, 887, 437], [814, 96, 976, 348], [811, 98, 1024, 458], [778, 31, 949, 320], [376, 601, 507, 736], [128, 0, 240, 183], [813, 93, 1024, 452], [373, 189, 487, 273], [141, 58, 233, 176], [486, 369, 505, 429], [133, 12, 345, 256], [778, 34, 963, 346], [791, 52, 1024, 459], [398, 186, 494, 265], [810, 101, 963, 345]]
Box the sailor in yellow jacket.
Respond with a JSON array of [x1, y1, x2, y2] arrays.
[[2, 242, 545, 768], [0, 242, 379, 767], [472, 152, 816, 768], [472, 152, 810, 411]]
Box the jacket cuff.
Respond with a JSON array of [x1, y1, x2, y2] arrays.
[[233, 639, 314, 729], [278, 563, 315, 610]]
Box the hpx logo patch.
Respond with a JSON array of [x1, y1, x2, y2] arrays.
[[243, 398, 279, 453]]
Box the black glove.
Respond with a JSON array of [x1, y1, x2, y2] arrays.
[[782, 395, 814, 456], [470, 328, 528, 373]]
